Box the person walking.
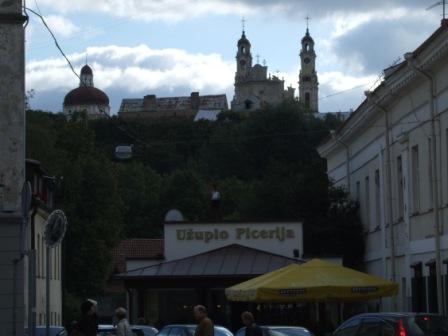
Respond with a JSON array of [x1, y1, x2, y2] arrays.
[[116, 307, 133, 336], [70, 300, 98, 336], [241, 311, 262, 336], [194, 305, 214, 336]]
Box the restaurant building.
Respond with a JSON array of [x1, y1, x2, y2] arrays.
[[117, 220, 304, 329]]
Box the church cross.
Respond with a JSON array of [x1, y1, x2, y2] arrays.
[[256, 54, 260, 64], [242, 17, 246, 31], [306, 16, 311, 30]]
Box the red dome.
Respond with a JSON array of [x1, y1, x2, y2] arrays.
[[63, 86, 109, 107]]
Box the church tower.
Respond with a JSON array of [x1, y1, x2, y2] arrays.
[[235, 30, 252, 82], [299, 26, 319, 112]]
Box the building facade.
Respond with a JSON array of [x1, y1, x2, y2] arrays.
[[318, 20, 448, 313], [298, 28, 319, 112], [117, 220, 303, 329], [118, 92, 228, 120], [231, 30, 295, 112], [63, 64, 110, 119], [25, 160, 63, 326]]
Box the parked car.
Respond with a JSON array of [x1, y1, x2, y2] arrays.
[[25, 326, 68, 336], [333, 313, 448, 336], [236, 326, 313, 336], [98, 324, 145, 336], [134, 325, 159, 336], [156, 324, 233, 336]]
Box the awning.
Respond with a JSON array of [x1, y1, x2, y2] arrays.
[[225, 259, 398, 303], [116, 244, 302, 279]]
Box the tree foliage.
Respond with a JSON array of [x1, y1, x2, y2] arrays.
[[26, 102, 364, 310]]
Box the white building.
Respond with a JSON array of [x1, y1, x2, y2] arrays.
[[318, 20, 448, 313], [63, 64, 110, 119], [25, 160, 63, 326]]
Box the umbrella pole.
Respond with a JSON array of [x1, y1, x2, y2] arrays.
[[316, 302, 320, 323]]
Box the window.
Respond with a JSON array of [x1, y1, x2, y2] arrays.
[[397, 156, 404, 219], [365, 176, 370, 228], [411, 145, 420, 213], [169, 327, 186, 336], [305, 92, 310, 108], [37, 234, 41, 277], [358, 318, 382, 336], [158, 328, 171, 336], [356, 181, 361, 202], [245, 100, 253, 110], [334, 318, 362, 336], [428, 138, 433, 206], [375, 169, 381, 227]]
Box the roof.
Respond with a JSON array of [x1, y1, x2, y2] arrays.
[[194, 109, 222, 122], [238, 31, 251, 46], [112, 239, 164, 273], [81, 64, 93, 75], [119, 94, 228, 114], [302, 29, 314, 44], [117, 244, 302, 279], [64, 86, 109, 107]]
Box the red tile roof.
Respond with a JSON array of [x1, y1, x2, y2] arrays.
[[112, 239, 164, 273]]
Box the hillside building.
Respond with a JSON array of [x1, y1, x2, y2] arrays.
[[118, 92, 228, 120], [231, 30, 295, 112], [63, 64, 110, 119], [298, 27, 319, 112]]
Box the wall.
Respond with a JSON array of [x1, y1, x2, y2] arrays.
[[164, 222, 303, 261], [321, 25, 448, 312]]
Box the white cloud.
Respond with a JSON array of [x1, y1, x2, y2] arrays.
[[44, 15, 80, 37], [26, 44, 236, 112]]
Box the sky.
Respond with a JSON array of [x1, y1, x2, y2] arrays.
[[25, 0, 443, 114]]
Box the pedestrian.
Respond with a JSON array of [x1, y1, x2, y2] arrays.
[[116, 307, 133, 336], [70, 300, 98, 336], [194, 305, 214, 336], [241, 311, 262, 336]]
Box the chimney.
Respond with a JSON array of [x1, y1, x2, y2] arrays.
[[143, 94, 157, 111], [190, 92, 200, 110]]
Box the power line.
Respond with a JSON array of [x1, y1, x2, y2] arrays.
[[25, 7, 81, 82]]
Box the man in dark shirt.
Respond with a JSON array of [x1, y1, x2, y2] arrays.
[[194, 305, 214, 336], [242, 311, 263, 336]]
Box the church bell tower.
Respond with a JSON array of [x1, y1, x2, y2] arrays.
[[235, 29, 252, 83], [299, 23, 318, 112]]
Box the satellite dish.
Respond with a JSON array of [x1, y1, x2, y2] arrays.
[[164, 209, 184, 222], [115, 145, 134, 160], [44, 210, 68, 247]]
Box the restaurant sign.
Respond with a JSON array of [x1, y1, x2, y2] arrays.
[[176, 226, 295, 243]]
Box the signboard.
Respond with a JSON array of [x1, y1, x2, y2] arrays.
[[164, 222, 303, 261]]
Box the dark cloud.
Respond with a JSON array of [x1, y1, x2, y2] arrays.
[[331, 16, 437, 75]]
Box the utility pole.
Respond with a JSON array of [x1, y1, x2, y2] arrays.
[[0, 0, 27, 335]]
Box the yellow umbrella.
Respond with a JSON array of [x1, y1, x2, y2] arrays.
[[226, 259, 398, 302]]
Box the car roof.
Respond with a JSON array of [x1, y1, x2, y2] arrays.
[[162, 325, 228, 328], [350, 313, 443, 319]]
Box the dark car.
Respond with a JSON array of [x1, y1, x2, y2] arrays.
[[236, 326, 314, 336], [333, 313, 448, 336], [25, 326, 68, 336], [157, 324, 233, 336]]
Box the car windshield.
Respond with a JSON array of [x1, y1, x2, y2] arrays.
[[186, 326, 231, 336], [411, 316, 448, 336]]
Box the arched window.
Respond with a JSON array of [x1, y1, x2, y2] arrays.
[[305, 44, 309, 52], [305, 92, 311, 108], [245, 100, 253, 110]]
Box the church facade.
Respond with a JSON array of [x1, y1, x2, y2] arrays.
[[231, 31, 295, 112], [231, 27, 319, 113]]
